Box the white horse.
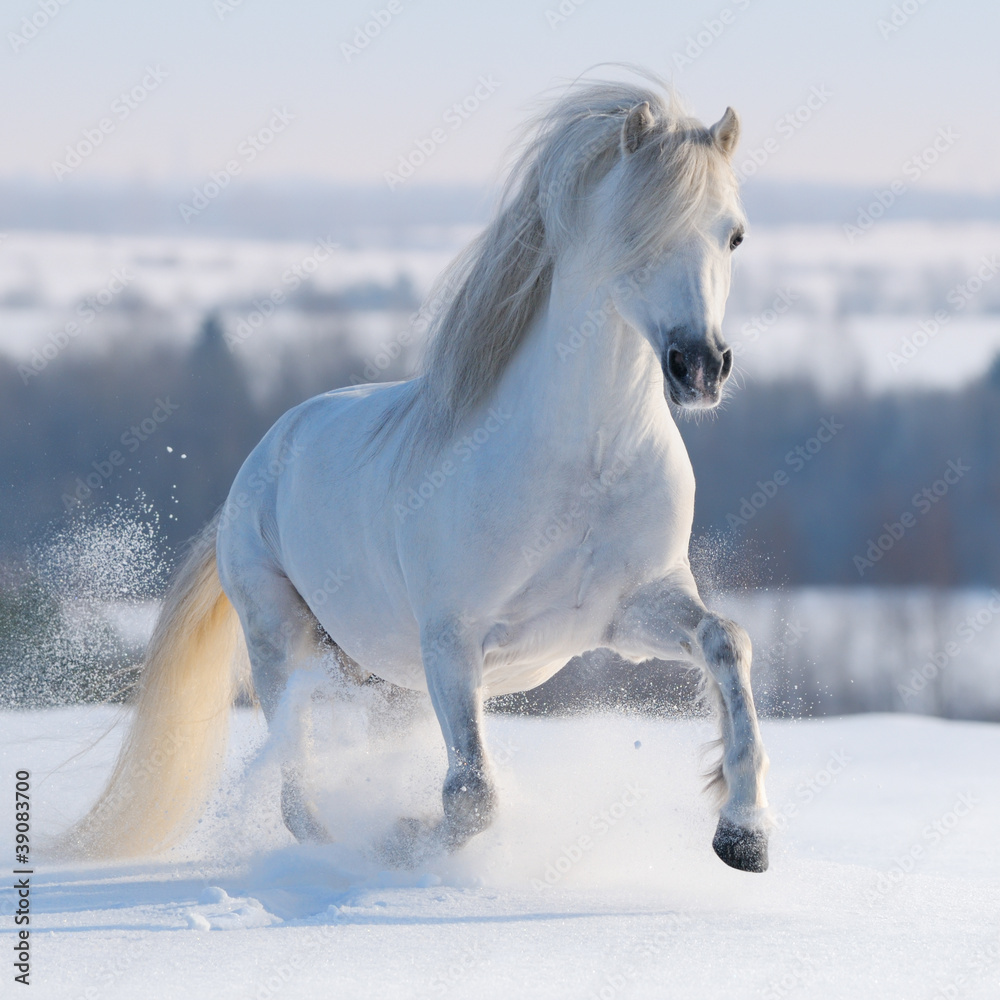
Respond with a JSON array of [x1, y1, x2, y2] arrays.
[[68, 76, 770, 872]]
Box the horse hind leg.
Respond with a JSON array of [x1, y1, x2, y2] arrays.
[[222, 562, 346, 844]]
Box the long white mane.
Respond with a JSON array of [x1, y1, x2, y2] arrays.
[[379, 71, 739, 448]]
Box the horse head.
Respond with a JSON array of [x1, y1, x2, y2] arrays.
[[599, 102, 746, 410]]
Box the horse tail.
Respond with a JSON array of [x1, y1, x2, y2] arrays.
[[63, 515, 249, 859]]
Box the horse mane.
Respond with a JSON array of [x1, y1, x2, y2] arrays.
[[378, 69, 736, 451]]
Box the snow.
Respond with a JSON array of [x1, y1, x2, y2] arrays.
[[2, 221, 999, 393], [3, 705, 999, 998]]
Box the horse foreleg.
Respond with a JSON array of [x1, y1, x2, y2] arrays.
[[610, 575, 770, 872], [422, 615, 496, 852]]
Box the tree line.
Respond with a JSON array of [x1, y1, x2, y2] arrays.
[[2, 312, 998, 589]]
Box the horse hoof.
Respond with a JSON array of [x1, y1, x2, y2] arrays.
[[712, 817, 768, 872], [375, 817, 442, 869]]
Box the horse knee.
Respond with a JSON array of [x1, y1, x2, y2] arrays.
[[696, 614, 751, 677]]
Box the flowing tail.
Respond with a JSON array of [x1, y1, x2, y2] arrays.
[[63, 515, 250, 859]]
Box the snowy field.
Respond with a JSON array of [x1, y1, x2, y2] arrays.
[[2, 705, 999, 999], [1, 220, 999, 394]]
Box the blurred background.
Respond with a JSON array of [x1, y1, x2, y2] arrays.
[[1, 0, 998, 718]]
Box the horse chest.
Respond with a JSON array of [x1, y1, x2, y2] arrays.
[[486, 459, 689, 663], [523, 488, 662, 591], [527, 445, 690, 576]]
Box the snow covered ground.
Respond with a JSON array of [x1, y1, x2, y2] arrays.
[[1, 220, 999, 394], [2, 704, 998, 999]]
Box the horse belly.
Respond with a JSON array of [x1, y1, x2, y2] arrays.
[[483, 653, 573, 696], [279, 502, 427, 689], [479, 596, 614, 696]]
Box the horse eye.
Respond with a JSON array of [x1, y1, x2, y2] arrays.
[[729, 230, 744, 251]]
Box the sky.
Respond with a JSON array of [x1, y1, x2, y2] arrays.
[[2, 0, 998, 193]]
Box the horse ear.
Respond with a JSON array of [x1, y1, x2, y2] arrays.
[[621, 101, 655, 156], [710, 107, 740, 159]]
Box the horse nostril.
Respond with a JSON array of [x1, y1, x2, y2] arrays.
[[720, 348, 733, 381], [667, 348, 688, 382]]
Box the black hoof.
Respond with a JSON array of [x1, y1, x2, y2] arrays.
[[712, 817, 768, 872]]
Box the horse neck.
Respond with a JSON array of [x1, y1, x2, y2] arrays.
[[496, 253, 668, 450]]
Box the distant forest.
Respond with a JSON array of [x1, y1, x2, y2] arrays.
[[2, 310, 999, 590]]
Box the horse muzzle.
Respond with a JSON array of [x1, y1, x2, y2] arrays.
[[662, 341, 733, 409]]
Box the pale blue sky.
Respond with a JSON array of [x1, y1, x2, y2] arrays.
[[3, 0, 997, 191]]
